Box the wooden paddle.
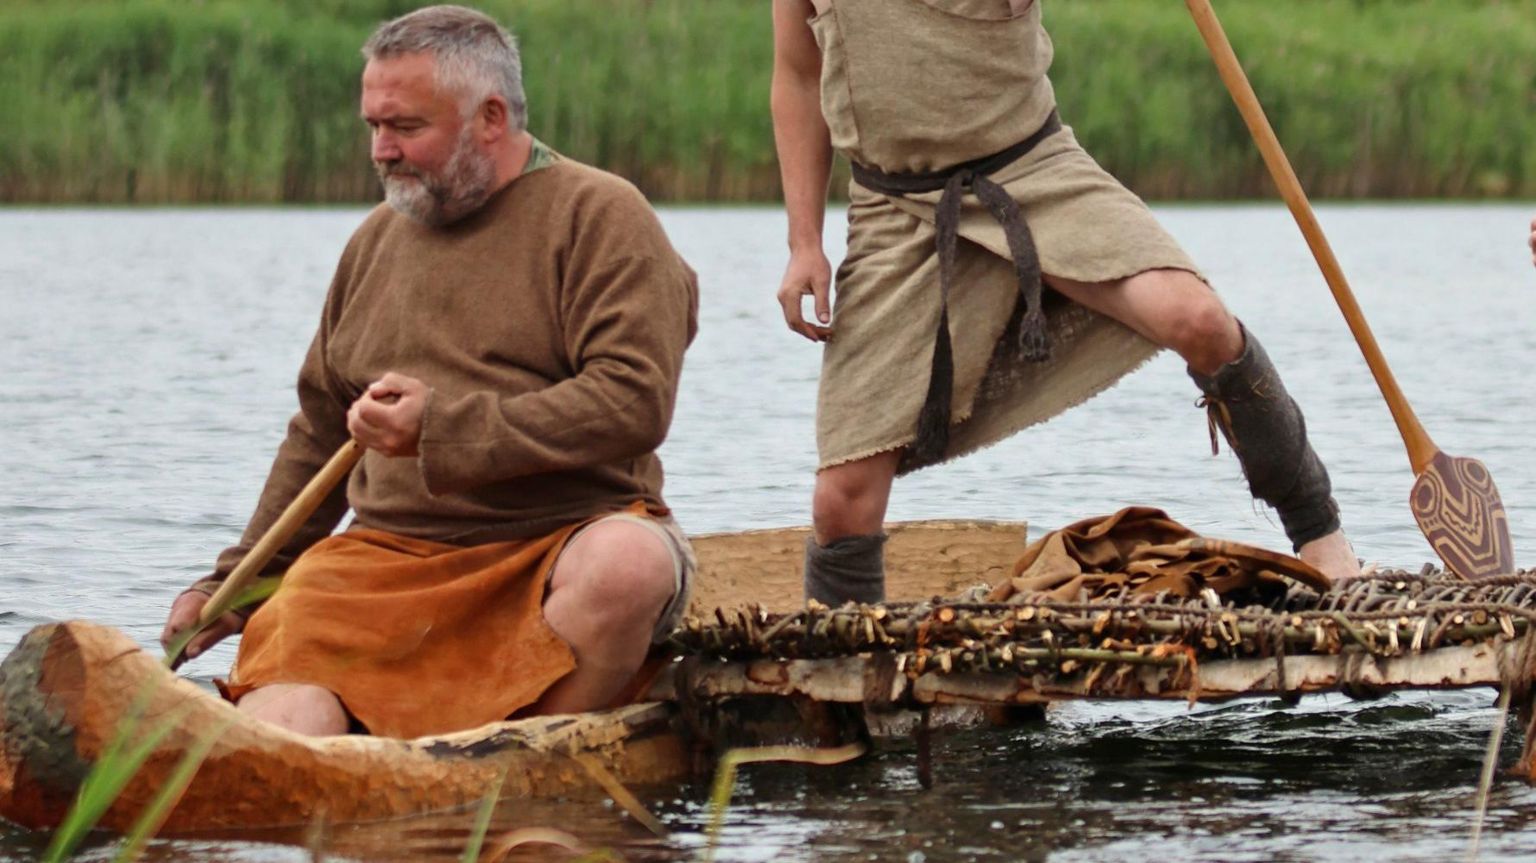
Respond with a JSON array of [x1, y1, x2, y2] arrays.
[[1185, 0, 1514, 579], [164, 439, 365, 668]]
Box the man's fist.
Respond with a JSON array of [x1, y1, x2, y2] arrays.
[[347, 372, 429, 457]]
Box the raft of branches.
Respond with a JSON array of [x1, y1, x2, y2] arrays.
[[669, 569, 1536, 684]]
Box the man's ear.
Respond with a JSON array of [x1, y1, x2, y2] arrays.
[[479, 97, 509, 142]]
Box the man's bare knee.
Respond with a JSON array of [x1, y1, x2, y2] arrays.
[[1143, 278, 1240, 374], [1049, 269, 1238, 370], [237, 683, 348, 736], [1176, 301, 1242, 374], [812, 452, 899, 542], [549, 521, 676, 626], [812, 480, 864, 537]]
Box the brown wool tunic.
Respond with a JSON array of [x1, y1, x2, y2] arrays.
[[198, 155, 699, 594], [809, 0, 1203, 473]]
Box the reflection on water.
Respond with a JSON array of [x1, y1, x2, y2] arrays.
[[1, 204, 1534, 860]]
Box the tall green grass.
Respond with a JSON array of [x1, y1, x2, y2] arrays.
[[1050, 0, 1536, 199], [40, 681, 230, 863], [1, 0, 1532, 203]]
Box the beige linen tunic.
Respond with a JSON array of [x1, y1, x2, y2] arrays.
[[810, 0, 1202, 473]]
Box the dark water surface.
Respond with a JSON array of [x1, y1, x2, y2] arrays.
[[2, 204, 1535, 861]]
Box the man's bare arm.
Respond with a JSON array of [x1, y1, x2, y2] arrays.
[[772, 0, 835, 342]]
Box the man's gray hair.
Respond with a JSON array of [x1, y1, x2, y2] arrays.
[[362, 5, 527, 131]]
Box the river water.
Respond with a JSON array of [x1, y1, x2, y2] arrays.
[[1, 203, 1535, 861]]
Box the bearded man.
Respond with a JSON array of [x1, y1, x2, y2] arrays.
[[160, 5, 698, 738]]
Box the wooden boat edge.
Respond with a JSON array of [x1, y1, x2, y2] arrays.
[[0, 621, 687, 832], [1, 519, 1032, 832]]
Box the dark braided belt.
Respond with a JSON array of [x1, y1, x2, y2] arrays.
[[850, 110, 1063, 465]]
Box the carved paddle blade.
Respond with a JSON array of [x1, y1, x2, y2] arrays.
[[1410, 452, 1514, 579]]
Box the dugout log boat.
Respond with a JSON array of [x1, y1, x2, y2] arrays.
[[3, 519, 1536, 833]]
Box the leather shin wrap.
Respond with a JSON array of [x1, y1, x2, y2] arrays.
[[804, 533, 887, 606], [1189, 327, 1341, 550]]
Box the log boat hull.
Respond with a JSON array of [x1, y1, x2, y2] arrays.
[[0, 620, 687, 832], [0, 519, 1029, 832]]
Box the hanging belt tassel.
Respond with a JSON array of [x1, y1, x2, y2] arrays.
[[911, 308, 955, 466], [973, 176, 1050, 364], [1018, 305, 1049, 362]]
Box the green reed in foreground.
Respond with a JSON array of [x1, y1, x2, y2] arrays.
[[703, 742, 867, 863], [0, 0, 1532, 202], [460, 768, 507, 863], [110, 718, 232, 863], [41, 680, 229, 863]]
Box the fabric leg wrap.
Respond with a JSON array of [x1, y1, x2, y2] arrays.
[[804, 533, 887, 606], [1188, 326, 1341, 550]]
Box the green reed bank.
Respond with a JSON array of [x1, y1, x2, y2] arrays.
[[2, 0, 1533, 204]]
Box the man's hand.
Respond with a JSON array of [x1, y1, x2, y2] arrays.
[[347, 372, 428, 457], [160, 589, 244, 663], [777, 249, 834, 342], [1528, 215, 1535, 267]]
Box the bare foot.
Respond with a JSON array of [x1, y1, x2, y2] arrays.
[[1298, 530, 1360, 587]]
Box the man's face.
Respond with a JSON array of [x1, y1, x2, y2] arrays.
[[361, 53, 496, 226]]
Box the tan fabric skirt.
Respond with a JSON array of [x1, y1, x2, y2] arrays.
[[221, 501, 667, 738], [818, 125, 1202, 474]]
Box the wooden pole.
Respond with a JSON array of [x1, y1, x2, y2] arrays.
[[164, 439, 363, 666]]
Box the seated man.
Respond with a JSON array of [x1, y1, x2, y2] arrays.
[[161, 4, 698, 738]]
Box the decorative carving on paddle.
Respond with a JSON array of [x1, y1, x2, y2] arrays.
[[1411, 453, 1514, 580]]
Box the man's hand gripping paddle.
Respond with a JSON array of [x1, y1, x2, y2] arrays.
[[163, 440, 365, 668]]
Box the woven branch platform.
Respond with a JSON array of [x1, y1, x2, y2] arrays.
[[658, 567, 1536, 777]]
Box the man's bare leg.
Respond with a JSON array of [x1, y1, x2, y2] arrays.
[[237, 683, 349, 736], [1294, 533, 1359, 581], [1046, 268, 1358, 582], [1046, 269, 1243, 375], [801, 450, 902, 604], [535, 520, 678, 714], [812, 450, 903, 545]]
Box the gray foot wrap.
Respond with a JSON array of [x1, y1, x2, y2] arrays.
[[804, 533, 887, 606], [1189, 326, 1341, 550]]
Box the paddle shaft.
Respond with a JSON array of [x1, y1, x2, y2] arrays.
[[195, 439, 364, 627], [1184, 0, 1438, 474]]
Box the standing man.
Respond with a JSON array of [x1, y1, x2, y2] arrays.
[[770, 0, 1358, 605], [161, 5, 698, 738]]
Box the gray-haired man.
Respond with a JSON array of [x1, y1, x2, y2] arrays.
[[161, 5, 699, 738]]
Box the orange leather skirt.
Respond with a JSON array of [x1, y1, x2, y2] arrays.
[[219, 506, 654, 738]]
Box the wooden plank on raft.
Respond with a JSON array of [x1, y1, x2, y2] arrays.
[[686, 519, 1028, 616], [659, 641, 1517, 708]]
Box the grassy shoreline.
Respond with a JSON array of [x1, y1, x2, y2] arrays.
[[1, 0, 1533, 204]]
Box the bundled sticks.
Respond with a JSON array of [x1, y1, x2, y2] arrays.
[[669, 568, 1536, 689]]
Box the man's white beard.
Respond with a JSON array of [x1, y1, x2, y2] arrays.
[[376, 126, 497, 227]]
